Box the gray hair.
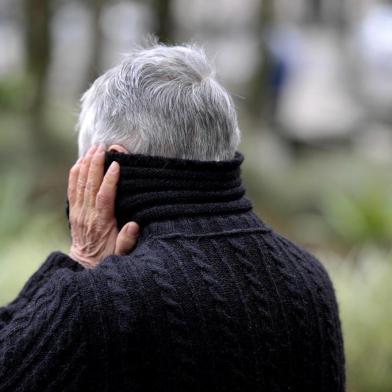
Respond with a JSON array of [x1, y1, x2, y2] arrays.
[[76, 43, 241, 161]]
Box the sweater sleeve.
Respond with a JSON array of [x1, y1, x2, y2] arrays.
[[0, 253, 94, 391], [0, 251, 84, 328]]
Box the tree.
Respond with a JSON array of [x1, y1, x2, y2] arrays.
[[24, 0, 53, 153], [246, 0, 275, 123], [151, 0, 174, 44], [85, 0, 106, 88]]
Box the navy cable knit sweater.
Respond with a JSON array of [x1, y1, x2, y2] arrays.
[[0, 151, 345, 391]]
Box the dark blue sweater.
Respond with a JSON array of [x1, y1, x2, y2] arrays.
[[0, 151, 345, 391]]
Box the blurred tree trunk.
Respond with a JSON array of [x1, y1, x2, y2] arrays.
[[335, 0, 348, 33], [246, 0, 274, 123], [85, 0, 106, 88], [151, 0, 174, 43], [309, 0, 322, 23], [24, 0, 53, 157]]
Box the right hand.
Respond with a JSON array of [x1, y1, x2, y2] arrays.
[[67, 144, 140, 268]]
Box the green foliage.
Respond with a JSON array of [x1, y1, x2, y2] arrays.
[[322, 186, 392, 247], [0, 170, 69, 304], [242, 133, 392, 249], [0, 225, 69, 305], [0, 171, 34, 244], [0, 77, 28, 112], [324, 249, 392, 392]]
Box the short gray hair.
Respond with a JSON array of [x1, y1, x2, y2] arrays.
[[76, 43, 240, 161]]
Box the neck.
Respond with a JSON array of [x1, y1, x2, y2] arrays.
[[66, 151, 255, 239]]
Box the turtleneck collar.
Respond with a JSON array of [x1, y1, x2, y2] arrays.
[[66, 150, 255, 239]]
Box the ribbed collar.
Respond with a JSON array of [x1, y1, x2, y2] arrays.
[[66, 151, 255, 239]]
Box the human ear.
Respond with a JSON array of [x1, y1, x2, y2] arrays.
[[108, 144, 129, 153]]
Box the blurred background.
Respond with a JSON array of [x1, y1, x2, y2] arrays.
[[0, 0, 391, 390]]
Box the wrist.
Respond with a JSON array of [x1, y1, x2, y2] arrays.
[[68, 248, 97, 269]]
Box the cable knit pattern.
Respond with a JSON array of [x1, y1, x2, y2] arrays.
[[1, 150, 345, 391], [225, 234, 280, 390]]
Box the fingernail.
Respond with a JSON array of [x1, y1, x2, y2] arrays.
[[126, 223, 139, 236], [109, 161, 119, 172]]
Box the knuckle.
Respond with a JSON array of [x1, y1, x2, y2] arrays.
[[70, 210, 85, 226], [78, 217, 87, 229], [69, 166, 77, 176], [77, 179, 86, 189], [69, 215, 76, 226], [104, 177, 116, 189], [94, 219, 105, 233], [71, 218, 83, 231], [67, 190, 75, 201], [96, 191, 109, 205], [92, 153, 101, 164], [72, 214, 81, 225], [86, 181, 94, 192]]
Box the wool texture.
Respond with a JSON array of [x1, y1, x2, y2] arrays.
[[0, 151, 345, 391]]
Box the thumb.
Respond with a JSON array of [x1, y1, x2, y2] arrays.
[[115, 222, 140, 255]]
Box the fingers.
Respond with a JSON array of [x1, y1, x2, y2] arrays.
[[85, 144, 106, 207], [95, 161, 120, 216], [115, 222, 140, 255], [76, 145, 98, 205], [67, 157, 82, 205]]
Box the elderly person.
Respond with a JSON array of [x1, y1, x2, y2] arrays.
[[0, 43, 345, 391]]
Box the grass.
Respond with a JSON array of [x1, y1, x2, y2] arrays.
[[322, 249, 392, 392]]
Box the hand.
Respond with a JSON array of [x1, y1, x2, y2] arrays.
[[67, 144, 140, 268]]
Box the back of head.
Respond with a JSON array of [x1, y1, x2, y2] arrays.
[[77, 42, 240, 161]]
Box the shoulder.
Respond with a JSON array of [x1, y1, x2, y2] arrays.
[[263, 230, 342, 321], [273, 231, 335, 288]]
